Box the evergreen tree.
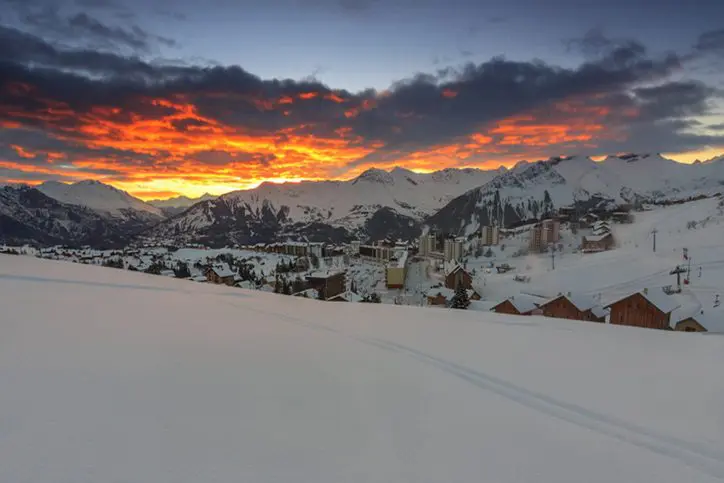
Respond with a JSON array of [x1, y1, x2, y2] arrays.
[[283, 279, 292, 295], [292, 276, 305, 294], [310, 253, 320, 269], [450, 284, 470, 309], [274, 276, 282, 293], [174, 261, 191, 278]]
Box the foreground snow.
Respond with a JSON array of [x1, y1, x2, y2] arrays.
[[1, 255, 723, 483]]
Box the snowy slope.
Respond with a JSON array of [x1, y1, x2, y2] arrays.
[[0, 185, 131, 246], [1, 255, 724, 483], [148, 193, 217, 209], [38, 180, 163, 218], [147, 193, 217, 210], [429, 154, 724, 234], [146, 166, 503, 244]]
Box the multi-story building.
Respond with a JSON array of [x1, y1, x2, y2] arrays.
[[529, 219, 560, 252], [481, 225, 500, 246], [385, 249, 408, 289], [443, 237, 464, 262], [418, 233, 438, 257]]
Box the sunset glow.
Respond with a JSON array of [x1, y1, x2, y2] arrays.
[[1, 14, 723, 200]]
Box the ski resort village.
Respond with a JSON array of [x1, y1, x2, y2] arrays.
[[3, 177, 723, 332], [3, 156, 724, 482]]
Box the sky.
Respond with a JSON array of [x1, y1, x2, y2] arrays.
[[1, 0, 724, 199]]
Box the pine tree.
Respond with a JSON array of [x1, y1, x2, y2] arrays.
[[274, 276, 282, 293], [450, 284, 470, 309], [283, 279, 292, 295], [174, 262, 191, 278]]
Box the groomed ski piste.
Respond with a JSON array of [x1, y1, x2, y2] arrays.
[[1, 254, 723, 483]]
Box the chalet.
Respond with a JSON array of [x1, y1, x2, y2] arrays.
[[444, 261, 473, 290], [671, 307, 724, 333], [581, 233, 614, 253], [205, 265, 236, 286], [540, 293, 606, 322], [427, 287, 455, 306], [305, 271, 346, 300], [491, 294, 544, 316], [605, 290, 680, 330]]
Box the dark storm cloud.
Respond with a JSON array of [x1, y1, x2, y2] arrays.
[[633, 81, 718, 120], [1, 16, 723, 182], [694, 29, 724, 55], [564, 28, 648, 61], [709, 123, 724, 131], [344, 43, 680, 153], [18, 5, 176, 53]]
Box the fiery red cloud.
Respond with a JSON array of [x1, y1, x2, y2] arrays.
[[0, 77, 695, 199]]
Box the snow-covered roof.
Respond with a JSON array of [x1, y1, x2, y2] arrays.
[[389, 250, 408, 268], [670, 298, 724, 333], [209, 265, 235, 278], [443, 260, 464, 276], [546, 293, 600, 313], [494, 294, 541, 314], [306, 270, 344, 279], [583, 233, 613, 242], [605, 291, 680, 314], [328, 291, 364, 302]]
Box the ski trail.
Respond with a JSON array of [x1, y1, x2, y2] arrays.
[[360, 337, 724, 480], [222, 296, 724, 479]]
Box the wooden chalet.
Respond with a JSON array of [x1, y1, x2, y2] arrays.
[[305, 271, 346, 300], [444, 261, 473, 290], [672, 308, 724, 333], [205, 265, 236, 286], [605, 290, 679, 330], [540, 293, 606, 322], [581, 233, 614, 253], [491, 294, 544, 316]]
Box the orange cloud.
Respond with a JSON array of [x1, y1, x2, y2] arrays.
[[10, 145, 36, 159], [0, 79, 644, 199]]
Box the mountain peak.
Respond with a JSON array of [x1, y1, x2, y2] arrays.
[[37, 179, 162, 217], [355, 168, 394, 184]]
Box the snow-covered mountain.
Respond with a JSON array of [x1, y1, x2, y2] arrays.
[[148, 193, 217, 209], [0, 185, 131, 247], [428, 154, 724, 235], [38, 180, 163, 220], [147, 193, 217, 216], [145, 167, 504, 246]]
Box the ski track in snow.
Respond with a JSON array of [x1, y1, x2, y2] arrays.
[[220, 297, 724, 480]]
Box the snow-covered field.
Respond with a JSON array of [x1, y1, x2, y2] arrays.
[[1, 255, 723, 482]]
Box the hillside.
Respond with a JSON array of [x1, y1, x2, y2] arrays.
[[1, 255, 723, 482], [0, 185, 131, 246], [428, 154, 724, 235], [37, 180, 163, 219], [145, 167, 503, 245]]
